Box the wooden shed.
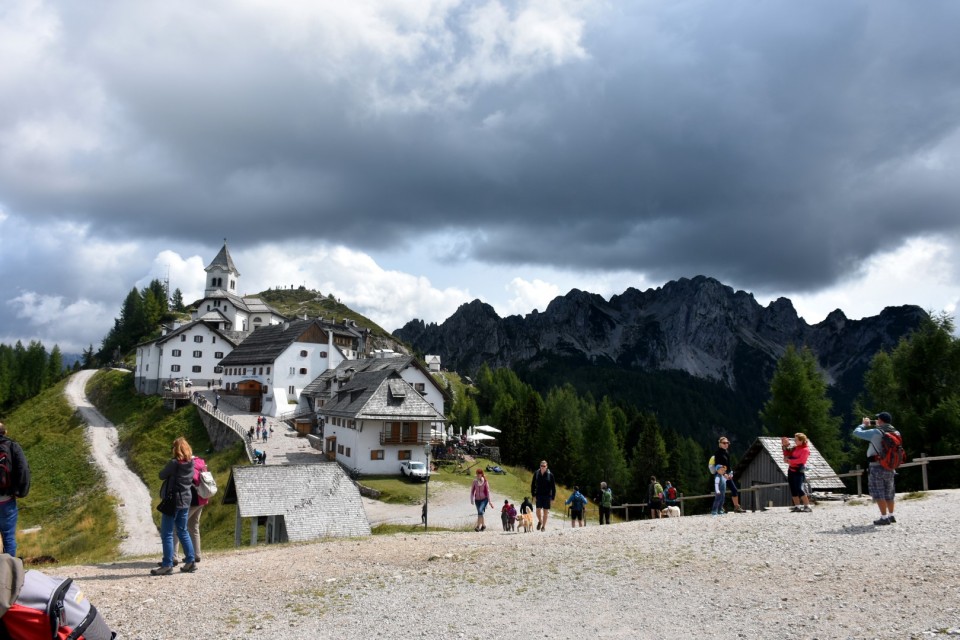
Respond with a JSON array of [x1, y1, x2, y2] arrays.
[[733, 437, 845, 509], [222, 462, 370, 546]]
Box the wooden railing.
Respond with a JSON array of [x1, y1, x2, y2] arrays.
[[379, 433, 431, 445]]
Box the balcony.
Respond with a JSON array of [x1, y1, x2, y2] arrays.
[[379, 432, 430, 445]]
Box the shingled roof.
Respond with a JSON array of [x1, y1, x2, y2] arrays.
[[136, 319, 244, 349], [301, 354, 450, 406], [734, 437, 845, 490], [222, 463, 370, 540], [321, 369, 445, 422], [205, 241, 240, 276]]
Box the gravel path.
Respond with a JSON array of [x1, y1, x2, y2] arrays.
[[53, 489, 960, 639], [65, 370, 161, 557]]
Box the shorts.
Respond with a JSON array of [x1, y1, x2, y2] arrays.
[[570, 509, 583, 520], [475, 499, 489, 515], [535, 496, 552, 510], [787, 470, 806, 497], [868, 464, 896, 502], [649, 498, 663, 511]]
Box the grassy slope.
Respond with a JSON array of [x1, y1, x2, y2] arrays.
[[85, 369, 249, 550], [5, 377, 119, 564]]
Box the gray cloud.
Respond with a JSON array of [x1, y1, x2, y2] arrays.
[[3, 1, 960, 350]]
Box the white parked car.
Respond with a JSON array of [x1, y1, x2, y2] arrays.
[[400, 460, 429, 481]]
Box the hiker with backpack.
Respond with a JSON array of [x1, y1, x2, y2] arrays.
[[853, 412, 904, 526], [565, 486, 588, 527], [598, 482, 613, 525], [152, 437, 198, 575], [782, 433, 813, 513], [663, 481, 679, 508], [647, 476, 664, 519], [0, 422, 30, 557]]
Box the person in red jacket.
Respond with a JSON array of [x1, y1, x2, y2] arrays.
[[782, 433, 812, 512]]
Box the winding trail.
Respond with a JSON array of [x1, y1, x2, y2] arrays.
[[65, 369, 160, 557]]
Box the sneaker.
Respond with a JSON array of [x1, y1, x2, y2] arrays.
[[480, 525, 486, 532], [790, 506, 802, 512], [874, 517, 891, 526], [888, 515, 896, 523], [150, 566, 173, 576], [179, 562, 197, 573], [734, 507, 746, 513], [536, 522, 541, 531], [801, 506, 813, 513]]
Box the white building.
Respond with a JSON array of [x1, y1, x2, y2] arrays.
[[217, 318, 367, 416], [134, 320, 243, 394], [319, 369, 446, 475]]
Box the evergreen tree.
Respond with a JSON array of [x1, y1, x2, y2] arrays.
[[628, 412, 668, 502], [759, 345, 843, 468], [581, 397, 629, 500], [862, 313, 960, 487], [538, 385, 584, 485], [81, 344, 96, 369], [171, 288, 186, 312], [46, 345, 64, 386]]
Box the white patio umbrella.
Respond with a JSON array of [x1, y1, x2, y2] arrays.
[[466, 433, 496, 441], [473, 425, 502, 433]]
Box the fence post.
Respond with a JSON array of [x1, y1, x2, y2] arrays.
[[855, 465, 862, 497], [921, 453, 928, 492], [679, 493, 684, 517]]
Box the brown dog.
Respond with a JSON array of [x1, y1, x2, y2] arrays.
[[518, 512, 534, 532]]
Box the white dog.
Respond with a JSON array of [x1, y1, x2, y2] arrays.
[[662, 505, 681, 518]]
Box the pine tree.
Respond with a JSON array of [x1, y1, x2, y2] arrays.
[[760, 345, 843, 468], [171, 288, 186, 312], [581, 397, 629, 500], [46, 345, 64, 386], [628, 413, 668, 502]]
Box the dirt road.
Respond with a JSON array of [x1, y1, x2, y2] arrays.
[[65, 370, 160, 557]]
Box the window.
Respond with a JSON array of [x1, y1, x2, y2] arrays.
[[300, 350, 308, 357], [345, 448, 351, 457], [181, 335, 186, 342], [145, 364, 149, 371], [319, 351, 327, 358], [230, 280, 235, 289], [262, 386, 268, 393], [214, 352, 223, 359], [214, 366, 223, 374], [414, 383, 426, 394], [267, 367, 271, 374], [338, 444, 344, 454], [370, 450, 384, 460], [212, 336, 216, 343], [259, 367, 264, 375], [171, 365, 181, 372], [299, 368, 307, 375], [172, 349, 181, 357], [289, 367, 295, 375], [288, 386, 295, 395], [398, 450, 412, 460], [193, 351, 202, 358], [192, 366, 201, 373], [194, 335, 203, 343]]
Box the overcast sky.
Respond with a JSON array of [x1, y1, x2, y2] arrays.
[[2, 1, 960, 355]]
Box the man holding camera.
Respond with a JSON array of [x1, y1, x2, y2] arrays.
[[853, 412, 898, 526]]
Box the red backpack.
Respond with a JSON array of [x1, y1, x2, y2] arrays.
[[878, 428, 906, 471], [0, 557, 116, 640]]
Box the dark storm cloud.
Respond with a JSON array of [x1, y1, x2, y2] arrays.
[[4, 1, 960, 298]]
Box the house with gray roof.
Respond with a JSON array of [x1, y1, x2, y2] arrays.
[[134, 319, 245, 394], [301, 352, 449, 420], [319, 368, 446, 475], [218, 317, 368, 416], [733, 436, 845, 509], [222, 463, 370, 545]]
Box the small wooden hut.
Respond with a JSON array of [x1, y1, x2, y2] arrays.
[[734, 437, 845, 509]]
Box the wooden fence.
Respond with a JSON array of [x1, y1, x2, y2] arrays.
[[608, 453, 960, 519]]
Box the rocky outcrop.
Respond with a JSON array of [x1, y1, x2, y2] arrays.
[[393, 276, 926, 391]]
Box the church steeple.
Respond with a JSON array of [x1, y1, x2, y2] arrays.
[[204, 239, 240, 295]]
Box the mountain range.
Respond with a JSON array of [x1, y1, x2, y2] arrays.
[[393, 276, 926, 441]]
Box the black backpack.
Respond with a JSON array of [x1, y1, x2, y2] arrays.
[[0, 440, 13, 494]]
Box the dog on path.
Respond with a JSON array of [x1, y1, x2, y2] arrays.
[[662, 505, 681, 518], [518, 512, 534, 532]]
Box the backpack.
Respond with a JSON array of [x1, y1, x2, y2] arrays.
[[0, 441, 12, 493], [574, 493, 587, 509], [878, 428, 906, 471], [197, 470, 218, 499], [0, 562, 116, 640], [666, 486, 677, 501], [707, 455, 716, 474]]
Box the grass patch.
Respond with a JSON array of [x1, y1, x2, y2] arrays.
[[86, 369, 251, 551], [371, 523, 467, 535], [5, 377, 119, 564], [902, 491, 928, 501]]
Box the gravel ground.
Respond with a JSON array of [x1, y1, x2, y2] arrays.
[[54, 489, 960, 639]]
